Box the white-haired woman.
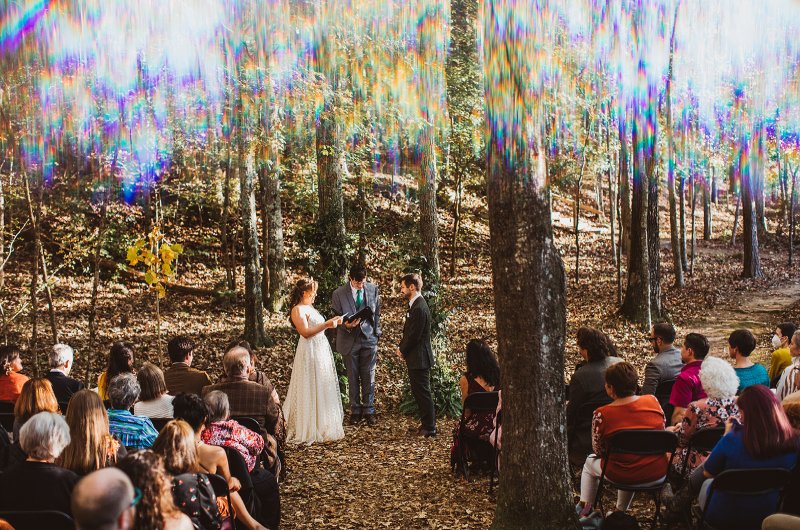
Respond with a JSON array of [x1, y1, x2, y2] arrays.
[[668, 356, 740, 479], [0, 412, 79, 514]]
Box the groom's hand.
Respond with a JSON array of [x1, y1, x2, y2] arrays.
[[344, 318, 361, 329]]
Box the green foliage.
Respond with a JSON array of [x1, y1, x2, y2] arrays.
[[399, 356, 463, 420], [332, 349, 349, 407]]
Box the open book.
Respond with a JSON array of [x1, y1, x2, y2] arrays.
[[341, 305, 374, 323]]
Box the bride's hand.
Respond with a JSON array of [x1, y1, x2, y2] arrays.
[[326, 316, 343, 329]]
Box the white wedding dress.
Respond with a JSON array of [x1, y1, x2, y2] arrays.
[[283, 306, 345, 444]]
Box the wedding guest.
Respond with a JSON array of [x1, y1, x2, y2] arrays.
[[698, 385, 799, 529], [164, 336, 211, 396], [117, 450, 193, 530], [72, 468, 137, 530], [777, 330, 800, 401], [567, 327, 622, 466], [668, 357, 739, 480], [576, 362, 666, 518], [669, 333, 708, 425], [60, 390, 124, 475], [0, 412, 78, 514], [202, 390, 267, 472], [108, 373, 158, 449], [451, 339, 500, 466], [728, 329, 769, 393], [769, 323, 796, 387], [0, 344, 29, 403], [12, 377, 59, 440], [134, 362, 174, 419], [98, 342, 136, 401], [46, 343, 85, 404], [641, 323, 682, 398]]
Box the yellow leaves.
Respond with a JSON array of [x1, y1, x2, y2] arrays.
[[125, 224, 184, 300]]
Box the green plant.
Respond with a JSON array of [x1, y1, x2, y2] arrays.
[[399, 358, 463, 420], [332, 349, 349, 407]]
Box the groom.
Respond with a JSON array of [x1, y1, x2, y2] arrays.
[[332, 264, 382, 426], [396, 273, 436, 437]]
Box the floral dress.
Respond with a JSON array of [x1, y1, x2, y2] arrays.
[[451, 376, 498, 464], [671, 397, 739, 478]]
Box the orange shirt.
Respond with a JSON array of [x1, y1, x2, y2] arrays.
[[591, 394, 667, 484], [0, 372, 30, 403]]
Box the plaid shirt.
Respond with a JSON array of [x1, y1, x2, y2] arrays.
[[108, 409, 158, 449]]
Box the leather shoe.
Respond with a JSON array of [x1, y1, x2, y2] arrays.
[[417, 427, 437, 437], [349, 414, 362, 425], [364, 414, 377, 426]]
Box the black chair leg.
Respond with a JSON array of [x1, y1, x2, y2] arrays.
[[652, 492, 662, 530]]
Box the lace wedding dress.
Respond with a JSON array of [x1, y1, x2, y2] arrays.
[[283, 306, 345, 444]]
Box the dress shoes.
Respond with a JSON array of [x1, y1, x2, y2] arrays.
[[350, 413, 362, 425], [364, 414, 377, 426], [417, 427, 437, 437]]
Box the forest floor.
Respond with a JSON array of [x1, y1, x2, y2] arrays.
[[2, 182, 799, 528]]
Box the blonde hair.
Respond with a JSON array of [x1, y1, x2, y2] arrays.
[[151, 420, 198, 475], [60, 390, 118, 475], [14, 378, 59, 423]]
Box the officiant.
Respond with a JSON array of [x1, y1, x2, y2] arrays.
[[332, 264, 382, 426]]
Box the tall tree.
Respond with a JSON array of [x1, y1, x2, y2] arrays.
[[741, 133, 763, 278], [665, 0, 684, 287], [484, 1, 578, 528]]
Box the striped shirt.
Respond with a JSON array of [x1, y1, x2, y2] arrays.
[[108, 409, 158, 449], [777, 359, 800, 401]]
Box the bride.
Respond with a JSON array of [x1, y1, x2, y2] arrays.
[[283, 277, 346, 444]]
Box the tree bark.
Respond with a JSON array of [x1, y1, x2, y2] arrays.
[[24, 174, 40, 376], [417, 124, 441, 282], [221, 150, 236, 292], [316, 104, 348, 282], [260, 163, 287, 313], [754, 123, 768, 241], [619, 118, 631, 257], [790, 165, 797, 267], [665, 0, 684, 288], [608, 122, 618, 267], [647, 164, 661, 319], [449, 171, 463, 277], [679, 173, 688, 272], [574, 153, 586, 286], [690, 170, 697, 275], [703, 168, 712, 240], [741, 138, 763, 279], [732, 189, 741, 246]]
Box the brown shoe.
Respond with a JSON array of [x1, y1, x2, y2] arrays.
[[350, 413, 362, 425], [364, 414, 377, 426]]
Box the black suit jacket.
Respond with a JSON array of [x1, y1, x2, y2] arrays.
[[399, 296, 434, 370], [45, 371, 85, 405]]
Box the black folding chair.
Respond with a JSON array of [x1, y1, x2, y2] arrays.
[[231, 416, 263, 435], [680, 426, 724, 479], [696, 468, 792, 529], [223, 446, 255, 509], [0, 413, 14, 434], [489, 410, 501, 494], [0, 401, 13, 414], [207, 473, 237, 530], [0, 510, 75, 530], [149, 417, 171, 432], [452, 391, 499, 481], [655, 379, 675, 421], [593, 429, 678, 530], [569, 399, 612, 470], [57, 401, 70, 415]]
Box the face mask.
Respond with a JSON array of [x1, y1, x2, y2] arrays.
[[772, 334, 783, 349]]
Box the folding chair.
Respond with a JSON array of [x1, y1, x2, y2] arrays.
[[569, 399, 612, 470], [489, 410, 501, 494], [696, 468, 792, 529], [452, 391, 499, 481], [149, 417, 171, 432], [0, 413, 13, 434], [223, 446, 256, 512], [0, 401, 13, 414], [593, 429, 678, 530], [680, 426, 724, 479], [654, 379, 675, 421], [207, 473, 237, 530], [0, 510, 75, 530]]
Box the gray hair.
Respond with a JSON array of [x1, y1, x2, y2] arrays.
[[108, 373, 141, 410], [19, 411, 71, 461], [49, 343, 74, 369], [699, 356, 740, 400], [223, 347, 251, 378], [204, 390, 231, 423], [72, 468, 134, 530]]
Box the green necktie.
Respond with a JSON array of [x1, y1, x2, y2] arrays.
[[356, 289, 363, 308]]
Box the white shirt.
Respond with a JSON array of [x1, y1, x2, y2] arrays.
[[409, 292, 421, 308], [133, 394, 175, 419]]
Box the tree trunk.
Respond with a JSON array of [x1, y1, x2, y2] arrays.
[[417, 124, 441, 282], [574, 154, 586, 286], [790, 166, 797, 267], [221, 149, 236, 292], [449, 171, 463, 277], [316, 105, 348, 283], [484, 3, 578, 526], [690, 170, 697, 275], [703, 168, 712, 240], [260, 163, 287, 313], [0, 168, 5, 291], [608, 124, 618, 267], [24, 174, 40, 376], [741, 138, 763, 279], [647, 164, 661, 320], [754, 123, 768, 241], [619, 119, 631, 257], [622, 109, 651, 328], [679, 173, 688, 272], [665, 0, 684, 288], [594, 173, 604, 221], [732, 190, 741, 246]]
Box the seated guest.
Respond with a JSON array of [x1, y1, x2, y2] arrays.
[[567, 327, 622, 466], [0, 412, 79, 514], [668, 357, 739, 480], [770, 323, 797, 387], [134, 362, 174, 418], [451, 339, 500, 466], [762, 514, 800, 530], [201, 390, 266, 472], [164, 335, 211, 396], [71, 467, 137, 530], [46, 343, 85, 404], [576, 362, 666, 518], [12, 377, 59, 440], [60, 390, 124, 475], [698, 385, 799, 529], [117, 450, 193, 530], [202, 347, 283, 446], [641, 323, 683, 400], [0, 344, 29, 403], [728, 329, 769, 393], [108, 373, 158, 449], [174, 396, 278, 529], [669, 332, 709, 425], [777, 330, 800, 401], [98, 342, 136, 401]]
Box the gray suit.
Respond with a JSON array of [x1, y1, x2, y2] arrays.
[[641, 346, 683, 395], [332, 281, 382, 415]]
